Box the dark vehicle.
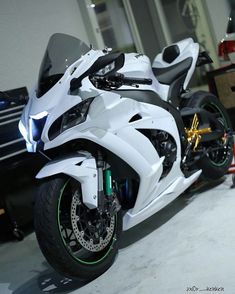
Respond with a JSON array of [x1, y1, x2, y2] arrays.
[[0, 88, 45, 239], [218, 8, 235, 63], [0, 89, 28, 168]]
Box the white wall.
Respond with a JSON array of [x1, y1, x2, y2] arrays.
[[204, 0, 230, 44], [106, 1, 134, 50], [0, 0, 89, 91]]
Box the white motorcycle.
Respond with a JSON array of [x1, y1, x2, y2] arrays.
[[19, 33, 233, 280]]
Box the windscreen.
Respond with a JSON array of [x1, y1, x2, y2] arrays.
[[36, 33, 90, 98]]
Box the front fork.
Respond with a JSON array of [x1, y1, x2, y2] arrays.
[[97, 151, 120, 215]]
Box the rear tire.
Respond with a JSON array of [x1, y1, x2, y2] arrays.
[[186, 91, 233, 180], [34, 176, 122, 280]]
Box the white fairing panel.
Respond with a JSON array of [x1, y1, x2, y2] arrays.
[[119, 53, 160, 91], [38, 90, 200, 229], [20, 36, 202, 230], [36, 154, 98, 209], [152, 38, 199, 95], [123, 170, 201, 230]]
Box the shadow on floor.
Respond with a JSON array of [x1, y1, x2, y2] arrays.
[[13, 262, 87, 294]]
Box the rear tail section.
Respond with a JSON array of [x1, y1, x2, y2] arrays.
[[152, 38, 199, 103]]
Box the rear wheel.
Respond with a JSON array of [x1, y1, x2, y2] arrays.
[[34, 176, 122, 280], [186, 91, 233, 179]]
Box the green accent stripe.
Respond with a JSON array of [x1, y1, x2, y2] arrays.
[[105, 169, 113, 196]]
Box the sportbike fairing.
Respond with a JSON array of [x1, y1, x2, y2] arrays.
[[19, 33, 202, 230], [19, 34, 104, 152], [19, 34, 162, 153]]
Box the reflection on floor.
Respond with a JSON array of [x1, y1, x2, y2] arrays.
[[0, 175, 235, 294]]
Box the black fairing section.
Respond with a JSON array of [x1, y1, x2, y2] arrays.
[[167, 73, 187, 106], [114, 89, 162, 107], [196, 51, 213, 67], [162, 45, 180, 63], [152, 57, 192, 85]]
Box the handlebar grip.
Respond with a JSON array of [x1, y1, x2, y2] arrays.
[[122, 76, 152, 85], [91, 74, 152, 89]]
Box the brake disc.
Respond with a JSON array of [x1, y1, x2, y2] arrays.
[[71, 190, 115, 252]]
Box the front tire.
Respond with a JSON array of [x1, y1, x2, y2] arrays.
[[187, 91, 233, 179], [34, 176, 122, 280]]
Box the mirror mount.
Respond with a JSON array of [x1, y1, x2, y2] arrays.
[[70, 53, 125, 91]]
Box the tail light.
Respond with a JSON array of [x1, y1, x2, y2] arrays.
[[218, 40, 235, 60]]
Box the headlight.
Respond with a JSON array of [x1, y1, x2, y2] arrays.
[[29, 111, 48, 142], [19, 119, 36, 152], [30, 111, 48, 120], [19, 111, 48, 152], [19, 120, 29, 142], [48, 97, 94, 140]]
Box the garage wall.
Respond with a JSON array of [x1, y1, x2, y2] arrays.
[[204, 0, 230, 44], [0, 0, 89, 92]]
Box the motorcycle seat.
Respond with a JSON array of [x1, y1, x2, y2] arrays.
[[152, 57, 192, 85]]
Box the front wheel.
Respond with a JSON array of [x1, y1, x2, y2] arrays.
[[186, 91, 233, 180], [34, 176, 122, 280]]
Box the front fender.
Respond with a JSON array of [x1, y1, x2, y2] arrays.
[[36, 152, 98, 209]]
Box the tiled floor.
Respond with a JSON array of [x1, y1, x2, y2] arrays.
[[0, 175, 235, 294]]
